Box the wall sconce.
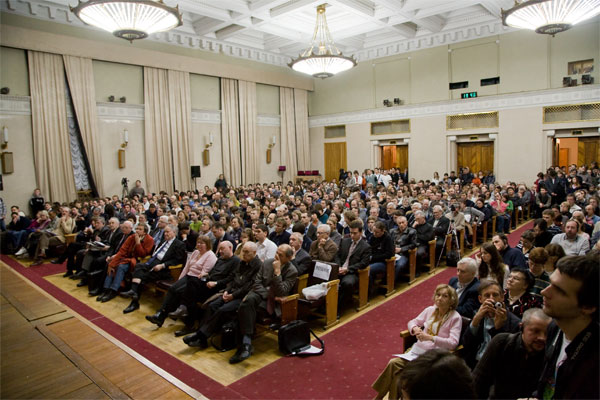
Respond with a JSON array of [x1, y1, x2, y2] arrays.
[[108, 95, 115, 102], [394, 98, 402, 105], [1, 126, 8, 149], [120, 96, 126, 103], [0, 87, 9, 95], [383, 99, 391, 107], [266, 135, 276, 164], [121, 129, 129, 148], [203, 132, 213, 166]]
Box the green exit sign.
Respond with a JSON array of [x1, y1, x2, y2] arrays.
[[461, 92, 477, 99]]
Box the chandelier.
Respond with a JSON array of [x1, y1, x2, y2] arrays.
[[289, 4, 356, 79], [71, 0, 183, 42], [502, 0, 600, 35]]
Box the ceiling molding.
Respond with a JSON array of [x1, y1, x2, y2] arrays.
[[308, 85, 600, 127], [1, 0, 529, 67]]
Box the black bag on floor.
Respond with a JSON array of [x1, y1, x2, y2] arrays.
[[278, 320, 324, 356], [212, 320, 238, 352], [446, 249, 460, 267]]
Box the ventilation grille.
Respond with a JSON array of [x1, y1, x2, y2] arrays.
[[371, 119, 411, 135], [447, 111, 498, 130], [324, 125, 346, 138], [543, 103, 600, 124]]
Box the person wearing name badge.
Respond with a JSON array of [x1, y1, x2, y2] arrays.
[[372, 284, 462, 400]]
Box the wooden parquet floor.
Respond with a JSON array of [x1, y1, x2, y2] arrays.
[[0, 263, 199, 399]]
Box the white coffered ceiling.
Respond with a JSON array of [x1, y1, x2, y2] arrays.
[[2, 0, 522, 67]]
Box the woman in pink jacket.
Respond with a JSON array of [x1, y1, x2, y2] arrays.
[[372, 284, 462, 400]]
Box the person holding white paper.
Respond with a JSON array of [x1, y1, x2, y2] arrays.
[[372, 284, 462, 400]]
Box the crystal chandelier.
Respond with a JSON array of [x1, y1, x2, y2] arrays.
[[289, 4, 356, 79], [502, 0, 600, 35], [71, 0, 183, 42]]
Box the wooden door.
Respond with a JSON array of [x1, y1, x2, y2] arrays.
[[396, 145, 408, 172], [381, 146, 395, 170], [558, 148, 569, 167], [457, 141, 494, 174], [578, 137, 600, 166], [324, 142, 347, 182]]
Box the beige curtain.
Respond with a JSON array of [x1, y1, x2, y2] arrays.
[[28, 51, 77, 203], [167, 70, 192, 192], [144, 67, 173, 194], [238, 80, 259, 185], [294, 88, 310, 171], [220, 78, 242, 187], [279, 87, 298, 183], [63, 55, 104, 196]]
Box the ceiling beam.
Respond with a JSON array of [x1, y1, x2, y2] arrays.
[[478, 0, 502, 18], [192, 18, 230, 36], [329, 0, 375, 17], [270, 0, 318, 18], [414, 15, 445, 32], [215, 24, 247, 40]]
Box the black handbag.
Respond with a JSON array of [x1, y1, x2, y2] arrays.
[[446, 249, 460, 267], [278, 320, 324, 356], [211, 320, 238, 352]]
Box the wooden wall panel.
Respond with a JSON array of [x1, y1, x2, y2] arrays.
[[457, 141, 494, 174], [324, 142, 347, 182], [578, 137, 600, 166]]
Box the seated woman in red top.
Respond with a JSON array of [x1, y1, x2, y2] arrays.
[[372, 284, 463, 400]]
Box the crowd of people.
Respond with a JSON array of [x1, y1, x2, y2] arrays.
[[0, 163, 598, 396]]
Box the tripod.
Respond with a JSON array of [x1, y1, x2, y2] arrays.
[[435, 221, 461, 268]]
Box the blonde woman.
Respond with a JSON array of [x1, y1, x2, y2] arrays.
[[372, 284, 462, 400]]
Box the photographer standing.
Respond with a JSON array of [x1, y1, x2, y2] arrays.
[[129, 179, 145, 199]]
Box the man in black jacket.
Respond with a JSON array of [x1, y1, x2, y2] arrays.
[[448, 257, 480, 318], [289, 232, 311, 276], [431, 205, 450, 259], [183, 241, 262, 349], [231, 244, 298, 364], [367, 221, 395, 290], [537, 254, 599, 399], [462, 279, 521, 369], [473, 308, 551, 399], [412, 211, 434, 265], [120, 225, 187, 313], [390, 215, 417, 280], [335, 220, 371, 311]]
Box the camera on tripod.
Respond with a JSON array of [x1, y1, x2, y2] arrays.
[[121, 177, 129, 186]]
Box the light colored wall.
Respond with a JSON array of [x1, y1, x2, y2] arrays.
[[309, 127, 326, 176], [191, 122, 222, 188], [93, 60, 144, 104], [496, 107, 544, 183], [256, 84, 280, 115], [309, 62, 375, 115], [345, 122, 371, 173], [0, 46, 29, 96], [97, 119, 146, 197], [0, 114, 36, 212], [191, 74, 220, 111], [549, 22, 599, 88], [258, 126, 281, 183], [409, 115, 447, 179], [1, 14, 313, 91], [309, 21, 599, 115]]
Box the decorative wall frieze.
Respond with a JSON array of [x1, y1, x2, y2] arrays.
[[0, 95, 31, 115], [1, 96, 281, 127], [257, 114, 280, 127], [96, 102, 145, 121], [308, 85, 600, 128]]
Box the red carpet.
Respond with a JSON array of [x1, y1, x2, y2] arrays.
[[1, 221, 532, 399]]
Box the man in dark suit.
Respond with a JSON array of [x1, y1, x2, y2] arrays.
[[544, 169, 566, 205], [230, 244, 298, 364], [390, 215, 417, 279], [368, 221, 395, 290], [431, 205, 450, 258], [335, 220, 371, 311], [149, 215, 168, 246], [289, 232, 311, 276], [120, 225, 187, 313], [211, 222, 236, 252], [301, 211, 318, 242], [86, 217, 126, 294], [448, 257, 480, 318], [412, 211, 434, 264]]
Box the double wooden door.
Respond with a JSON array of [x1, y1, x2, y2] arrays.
[[381, 145, 408, 171], [457, 141, 494, 174]]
